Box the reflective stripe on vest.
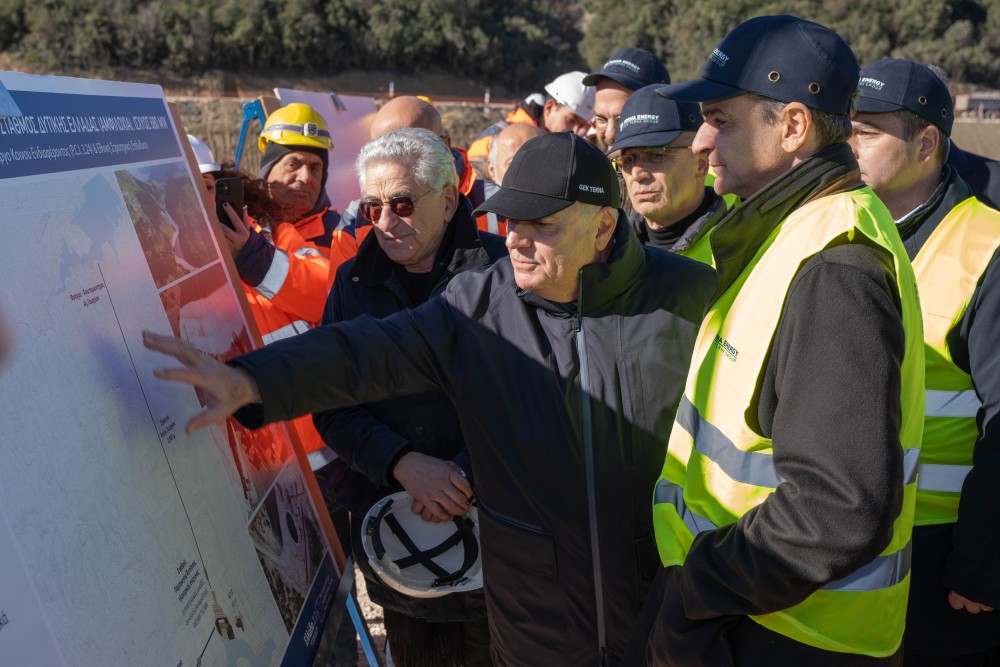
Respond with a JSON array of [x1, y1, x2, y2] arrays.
[[653, 477, 914, 591], [653, 188, 923, 657], [677, 396, 920, 489], [925, 389, 980, 418], [486, 212, 499, 235], [911, 197, 1000, 525], [917, 463, 972, 493]]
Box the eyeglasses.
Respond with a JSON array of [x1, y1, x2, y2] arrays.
[[358, 191, 429, 222], [590, 114, 622, 131], [612, 146, 693, 173]]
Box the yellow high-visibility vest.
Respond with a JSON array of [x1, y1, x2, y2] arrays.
[[911, 197, 1000, 525], [653, 187, 924, 657]]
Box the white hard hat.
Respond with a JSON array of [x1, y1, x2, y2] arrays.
[[544, 71, 596, 123], [361, 491, 483, 599], [187, 134, 221, 174]]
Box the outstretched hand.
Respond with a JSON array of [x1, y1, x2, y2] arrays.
[[142, 331, 261, 434]]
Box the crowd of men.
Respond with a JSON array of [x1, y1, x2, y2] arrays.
[[143, 12, 1000, 667]]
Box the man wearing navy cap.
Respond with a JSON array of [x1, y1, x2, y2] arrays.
[[646, 16, 924, 664], [144, 133, 715, 666], [583, 47, 671, 151], [850, 58, 1000, 666], [607, 85, 728, 263]]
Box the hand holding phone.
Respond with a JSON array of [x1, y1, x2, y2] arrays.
[[214, 177, 244, 231]]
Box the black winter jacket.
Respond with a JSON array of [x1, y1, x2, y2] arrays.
[[233, 213, 716, 666], [312, 197, 507, 621]]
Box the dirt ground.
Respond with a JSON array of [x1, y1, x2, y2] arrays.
[[352, 564, 387, 667]]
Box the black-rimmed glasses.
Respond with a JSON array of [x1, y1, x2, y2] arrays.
[[612, 146, 693, 173]]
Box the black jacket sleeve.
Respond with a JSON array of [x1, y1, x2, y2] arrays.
[[944, 249, 1000, 607], [675, 242, 906, 619], [311, 275, 413, 488], [232, 296, 456, 429]]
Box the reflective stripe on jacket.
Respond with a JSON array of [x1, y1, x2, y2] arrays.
[[242, 212, 357, 458]]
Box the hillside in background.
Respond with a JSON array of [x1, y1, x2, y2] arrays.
[[3, 0, 999, 95]]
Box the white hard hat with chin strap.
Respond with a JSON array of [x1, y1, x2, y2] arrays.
[[362, 491, 483, 599]]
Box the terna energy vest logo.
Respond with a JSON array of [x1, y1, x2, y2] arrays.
[[713, 333, 739, 361], [710, 49, 730, 68], [859, 77, 885, 91]]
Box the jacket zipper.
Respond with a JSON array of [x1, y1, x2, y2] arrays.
[[575, 289, 608, 667], [477, 501, 547, 535]]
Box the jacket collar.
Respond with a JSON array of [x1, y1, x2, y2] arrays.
[[670, 189, 729, 253], [287, 206, 330, 241], [349, 196, 492, 287], [896, 165, 974, 259], [708, 142, 863, 303], [518, 209, 645, 315]]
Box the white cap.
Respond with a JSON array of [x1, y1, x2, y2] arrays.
[[544, 71, 596, 123], [187, 134, 221, 174]]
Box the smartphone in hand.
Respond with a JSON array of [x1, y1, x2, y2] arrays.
[[214, 177, 244, 231]]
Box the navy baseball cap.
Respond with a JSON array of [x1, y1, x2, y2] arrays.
[[472, 133, 620, 221], [656, 15, 859, 114], [608, 85, 703, 154], [582, 47, 671, 91], [855, 59, 953, 135]]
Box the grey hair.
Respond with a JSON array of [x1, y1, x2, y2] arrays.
[[356, 127, 458, 192]]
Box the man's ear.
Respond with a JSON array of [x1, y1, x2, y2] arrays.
[[442, 183, 460, 221], [595, 206, 617, 253], [693, 151, 710, 179], [486, 156, 498, 183], [917, 125, 941, 164], [779, 102, 812, 155]]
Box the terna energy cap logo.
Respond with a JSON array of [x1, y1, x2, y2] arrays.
[[710, 49, 730, 68], [859, 77, 886, 91], [605, 58, 641, 74], [619, 114, 659, 131]]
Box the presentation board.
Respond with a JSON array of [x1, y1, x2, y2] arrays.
[[0, 71, 343, 667]]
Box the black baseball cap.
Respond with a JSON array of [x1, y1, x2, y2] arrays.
[[609, 85, 703, 154], [855, 59, 953, 135], [582, 47, 671, 91], [656, 15, 859, 114], [472, 133, 620, 221]]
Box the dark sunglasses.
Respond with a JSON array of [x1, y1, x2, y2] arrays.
[[359, 192, 427, 222]]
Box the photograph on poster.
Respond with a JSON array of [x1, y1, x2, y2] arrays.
[[116, 163, 217, 288], [248, 466, 326, 633], [226, 420, 289, 518]]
